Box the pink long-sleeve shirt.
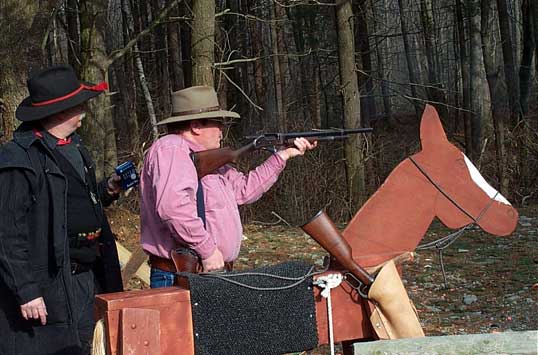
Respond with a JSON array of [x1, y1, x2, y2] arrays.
[[140, 134, 286, 262]]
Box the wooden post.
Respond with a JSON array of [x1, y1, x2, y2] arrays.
[[115, 242, 150, 285]]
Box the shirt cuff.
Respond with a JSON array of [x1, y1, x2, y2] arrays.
[[16, 283, 42, 305], [192, 236, 217, 260], [270, 152, 287, 171]]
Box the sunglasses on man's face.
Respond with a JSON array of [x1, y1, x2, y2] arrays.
[[206, 118, 235, 127]]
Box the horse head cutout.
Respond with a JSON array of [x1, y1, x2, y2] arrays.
[[342, 104, 518, 267]]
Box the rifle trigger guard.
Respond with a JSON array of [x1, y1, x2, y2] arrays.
[[344, 272, 370, 299], [261, 146, 277, 154]]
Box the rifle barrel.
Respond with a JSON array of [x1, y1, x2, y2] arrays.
[[244, 127, 373, 141]]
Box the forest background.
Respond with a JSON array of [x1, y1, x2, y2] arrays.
[[0, 0, 537, 225]]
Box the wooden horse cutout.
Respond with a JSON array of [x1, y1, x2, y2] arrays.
[[95, 105, 519, 354], [311, 104, 519, 345], [343, 104, 518, 267]]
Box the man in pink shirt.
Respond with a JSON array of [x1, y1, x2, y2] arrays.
[[140, 86, 316, 288]]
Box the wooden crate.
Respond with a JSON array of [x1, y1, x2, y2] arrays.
[[95, 286, 194, 355]]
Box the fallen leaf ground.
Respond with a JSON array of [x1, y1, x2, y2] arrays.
[[107, 204, 538, 354]]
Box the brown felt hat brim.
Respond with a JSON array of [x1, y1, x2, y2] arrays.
[[156, 109, 240, 126]]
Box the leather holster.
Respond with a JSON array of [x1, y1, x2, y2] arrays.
[[367, 260, 425, 339], [170, 248, 203, 273]]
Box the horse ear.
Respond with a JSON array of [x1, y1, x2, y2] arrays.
[[420, 104, 448, 150]]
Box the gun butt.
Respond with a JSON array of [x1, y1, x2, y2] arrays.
[[301, 210, 374, 286]]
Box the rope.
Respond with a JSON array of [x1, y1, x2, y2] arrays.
[[313, 274, 343, 355], [411, 154, 500, 288], [409, 156, 478, 222], [91, 318, 106, 355], [180, 264, 328, 291]]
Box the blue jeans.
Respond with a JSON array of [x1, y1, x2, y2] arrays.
[[150, 268, 176, 288]]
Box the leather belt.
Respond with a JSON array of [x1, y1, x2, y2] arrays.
[[149, 254, 233, 274]]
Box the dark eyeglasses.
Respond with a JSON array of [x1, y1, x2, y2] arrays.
[[206, 118, 234, 127]]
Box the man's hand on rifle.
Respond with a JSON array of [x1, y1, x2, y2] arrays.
[[276, 137, 317, 161]]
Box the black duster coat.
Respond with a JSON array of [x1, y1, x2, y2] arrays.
[[0, 125, 123, 355]]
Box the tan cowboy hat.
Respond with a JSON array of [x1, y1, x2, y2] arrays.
[[157, 86, 240, 125]]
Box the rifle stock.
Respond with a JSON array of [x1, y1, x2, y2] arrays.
[[301, 210, 375, 286], [190, 142, 256, 177]]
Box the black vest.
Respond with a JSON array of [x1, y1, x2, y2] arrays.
[[52, 147, 103, 264]]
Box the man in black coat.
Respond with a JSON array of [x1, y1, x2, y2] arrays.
[[0, 65, 123, 355]]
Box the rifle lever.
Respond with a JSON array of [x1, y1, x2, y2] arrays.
[[344, 271, 371, 299]]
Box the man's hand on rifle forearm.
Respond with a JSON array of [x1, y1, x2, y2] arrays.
[[276, 137, 317, 161], [20, 297, 48, 325], [201, 248, 225, 272]]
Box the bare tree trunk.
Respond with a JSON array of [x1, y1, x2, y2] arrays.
[[288, 6, 321, 128], [354, 0, 376, 126], [481, 0, 509, 195], [451, 34, 460, 137], [66, 0, 81, 72], [519, 0, 535, 115], [25, 1, 56, 72], [455, 0, 473, 156], [420, 0, 448, 119], [496, 0, 521, 123], [151, 0, 171, 117], [121, 0, 158, 140], [191, 0, 214, 86], [516, 0, 533, 193], [306, 11, 322, 128], [497, 0, 525, 197], [270, 1, 287, 131], [0, 1, 53, 142], [180, 0, 193, 88], [370, 0, 393, 126], [167, 0, 185, 91], [468, 0, 488, 162], [79, 0, 118, 178], [214, 16, 227, 110], [247, 3, 267, 114], [336, 0, 366, 212], [397, 0, 421, 118], [533, 1, 538, 94], [107, 0, 140, 155]]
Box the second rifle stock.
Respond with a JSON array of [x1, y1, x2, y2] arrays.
[[301, 210, 375, 287]]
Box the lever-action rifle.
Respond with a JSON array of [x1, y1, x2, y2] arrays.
[[301, 209, 375, 290], [190, 127, 373, 178]]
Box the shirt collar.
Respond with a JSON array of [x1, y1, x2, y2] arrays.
[[33, 129, 73, 150]]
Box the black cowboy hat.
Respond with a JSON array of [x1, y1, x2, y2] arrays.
[[15, 64, 108, 122]]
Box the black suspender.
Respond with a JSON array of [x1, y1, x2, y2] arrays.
[[196, 180, 206, 228], [190, 150, 206, 228]]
